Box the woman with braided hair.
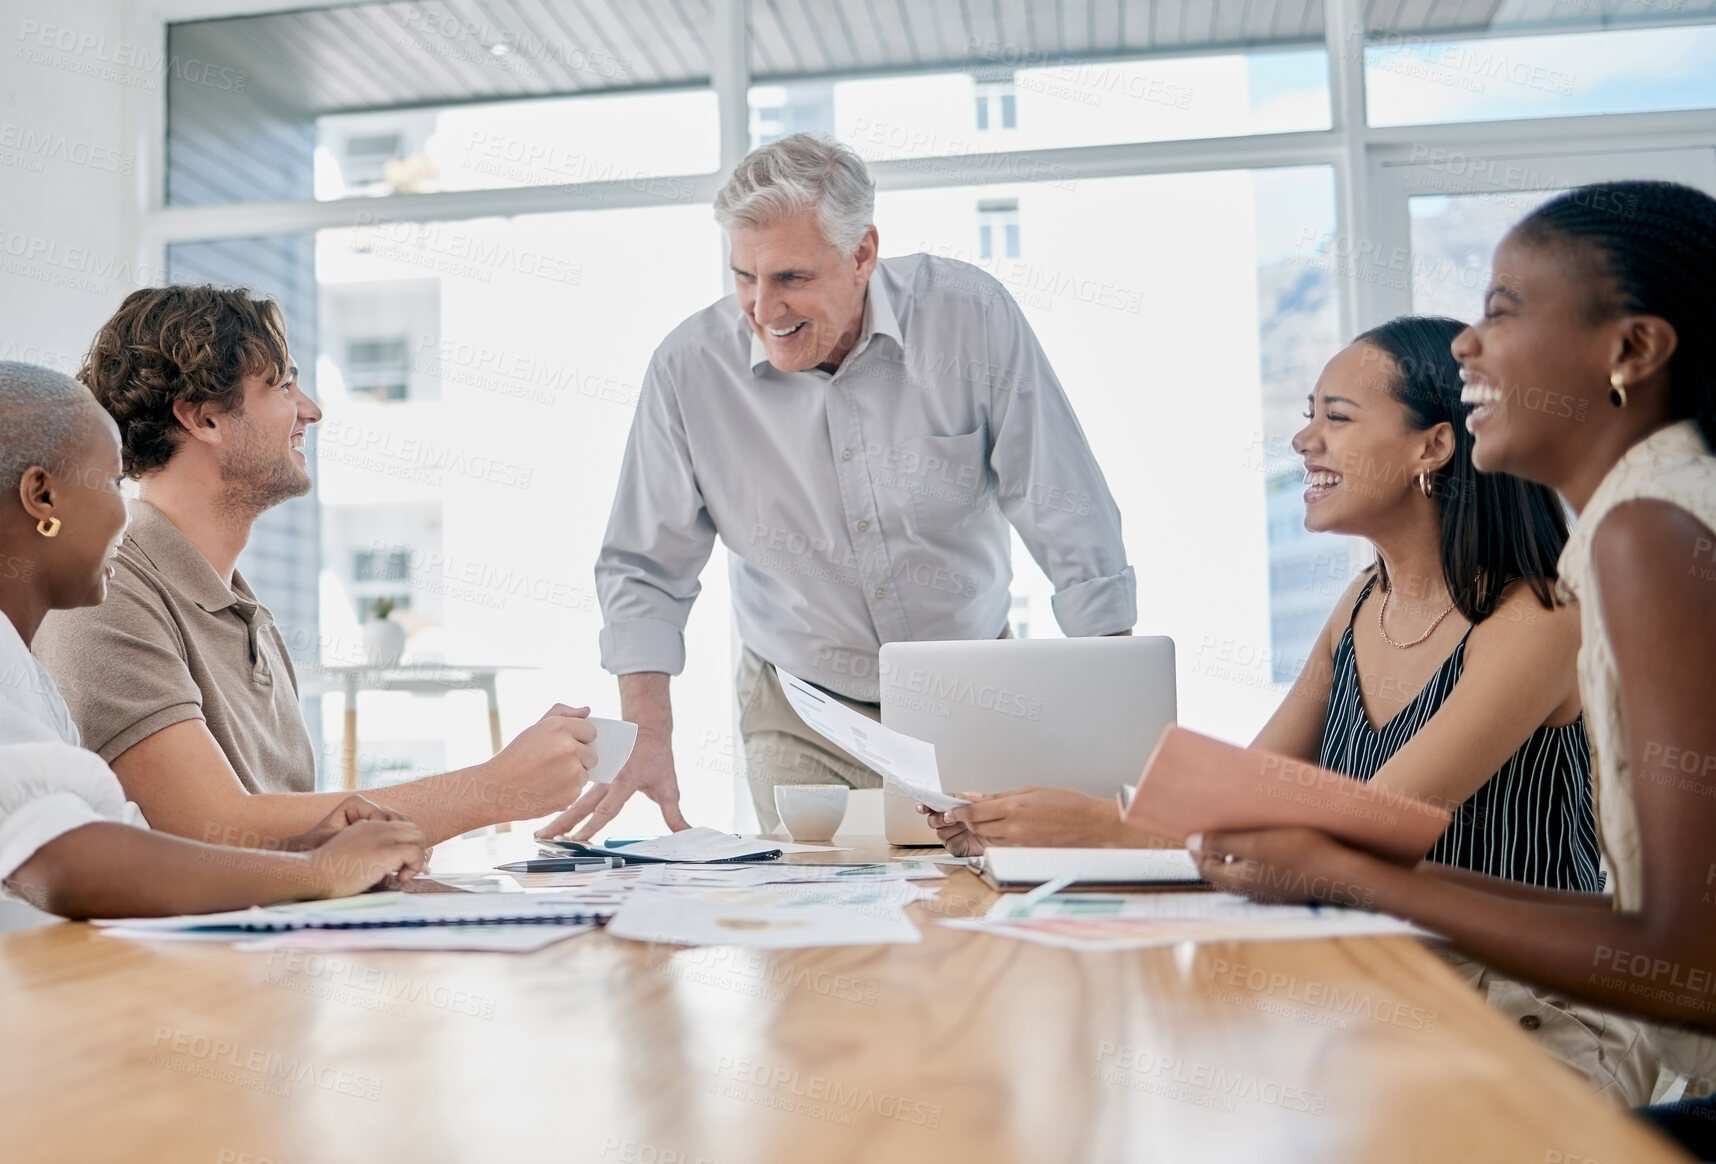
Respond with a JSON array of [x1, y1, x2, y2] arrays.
[[1192, 180, 1716, 1154]]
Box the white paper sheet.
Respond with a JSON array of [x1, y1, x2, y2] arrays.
[[96, 928, 247, 943], [715, 861, 947, 884], [984, 892, 1312, 922], [940, 891, 1425, 952], [603, 827, 785, 862], [584, 718, 639, 784], [425, 873, 527, 893], [648, 879, 936, 910], [774, 666, 969, 812], [232, 924, 595, 953], [606, 887, 922, 948]]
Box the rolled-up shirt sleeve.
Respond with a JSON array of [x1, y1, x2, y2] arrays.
[[983, 291, 1137, 637], [596, 354, 719, 676]]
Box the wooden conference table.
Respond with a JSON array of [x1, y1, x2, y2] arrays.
[[0, 835, 1693, 1164]]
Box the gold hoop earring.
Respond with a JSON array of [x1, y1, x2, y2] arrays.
[[36, 517, 61, 538], [1609, 370, 1628, 409], [1417, 473, 1433, 499]]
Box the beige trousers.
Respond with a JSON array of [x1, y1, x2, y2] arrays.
[[735, 646, 883, 834], [1432, 945, 1661, 1106]]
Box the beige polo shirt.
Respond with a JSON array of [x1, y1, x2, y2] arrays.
[[33, 499, 316, 795]]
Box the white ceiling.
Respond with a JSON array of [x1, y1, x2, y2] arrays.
[[171, 0, 1716, 115]]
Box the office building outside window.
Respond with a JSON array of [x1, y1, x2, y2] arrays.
[[978, 200, 1022, 261], [975, 80, 1018, 130]]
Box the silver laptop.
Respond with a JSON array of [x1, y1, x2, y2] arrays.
[[878, 636, 1177, 845]]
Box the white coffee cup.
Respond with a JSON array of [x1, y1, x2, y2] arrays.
[[773, 785, 849, 843]]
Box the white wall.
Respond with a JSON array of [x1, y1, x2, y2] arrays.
[[0, 0, 154, 374]]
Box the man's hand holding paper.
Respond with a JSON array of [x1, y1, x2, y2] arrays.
[[774, 666, 970, 814]]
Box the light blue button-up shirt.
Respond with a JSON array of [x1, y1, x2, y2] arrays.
[[596, 252, 1135, 703]]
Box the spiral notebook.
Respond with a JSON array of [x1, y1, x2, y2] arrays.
[[92, 891, 615, 935]]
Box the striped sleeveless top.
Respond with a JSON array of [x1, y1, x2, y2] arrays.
[[1318, 574, 1602, 891]]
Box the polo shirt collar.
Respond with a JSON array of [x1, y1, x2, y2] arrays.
[[124, 499, 258, 621], [746, 266, 905, 376]]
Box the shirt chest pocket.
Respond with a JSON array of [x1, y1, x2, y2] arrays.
[[878, 428, 993, 537]]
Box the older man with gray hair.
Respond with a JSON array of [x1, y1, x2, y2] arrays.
[[539, 133, 1136, 839]]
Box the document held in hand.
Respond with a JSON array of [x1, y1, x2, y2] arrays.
[[1124, 726, 1452, 865], [774, 665, 969, 813]]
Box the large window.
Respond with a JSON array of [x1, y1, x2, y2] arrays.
[[309, 204, 731, 831], [315, 91, 719, 201], [1366, 24, 1716, 127], [748, 50, 1330, 164], [876, 164, 1344, 738]]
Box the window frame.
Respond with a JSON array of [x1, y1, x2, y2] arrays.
[[142, 0, 1716, 344]]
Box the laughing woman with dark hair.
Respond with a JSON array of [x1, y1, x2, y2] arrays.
[[1195, 181, 1716, 1155], [929, 317, 1603, 896]]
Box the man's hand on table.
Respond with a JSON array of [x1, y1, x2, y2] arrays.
[[534, 723, 690, 841]]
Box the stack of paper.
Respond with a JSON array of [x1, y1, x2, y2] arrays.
[[99, 848, 953, 954]]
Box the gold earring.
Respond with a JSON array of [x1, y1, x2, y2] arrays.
[[1418, 473, 1433, 499], [36, 517, 61, 538], [1609, 370, 1628, 409]]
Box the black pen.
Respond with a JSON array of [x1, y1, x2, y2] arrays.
[[495, 857, 621, 873]]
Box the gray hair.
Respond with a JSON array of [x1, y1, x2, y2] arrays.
[[0, 362, 100, 494], [714, 133, 876, 256]]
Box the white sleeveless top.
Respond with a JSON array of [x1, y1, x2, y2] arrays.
[[1556, 420, 1716, 1079]]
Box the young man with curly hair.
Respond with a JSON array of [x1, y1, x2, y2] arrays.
[[34, 286, 598, 847]]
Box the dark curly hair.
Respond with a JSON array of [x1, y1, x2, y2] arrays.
[[1512, 180, 1716, 453], [78, 285, 290, 477]]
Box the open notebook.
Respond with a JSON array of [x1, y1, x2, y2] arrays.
[[91, 891, 614, 934], [974, 847, 1203, 891]]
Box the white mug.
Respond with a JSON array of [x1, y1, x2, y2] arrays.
[[583, 718, 639, 784], [773, 785, 849, 843]]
